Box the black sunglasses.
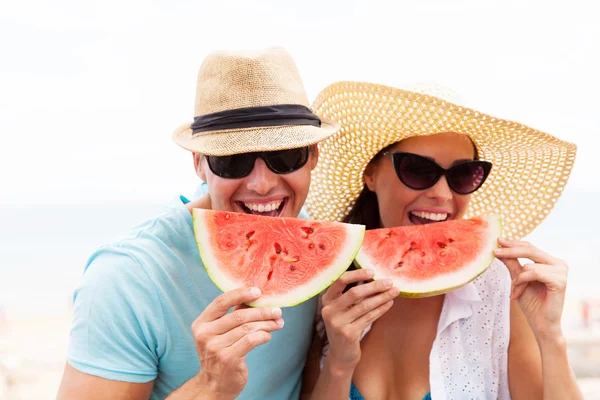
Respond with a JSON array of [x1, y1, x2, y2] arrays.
[[207, 147, 310, 179], [383, 152, 492, 195]]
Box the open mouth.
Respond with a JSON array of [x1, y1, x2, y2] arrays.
[[237, 198, 287, 217], [408, 211, 450, 225]]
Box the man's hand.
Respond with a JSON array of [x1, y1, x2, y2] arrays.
[[191, 287, 284, 399]]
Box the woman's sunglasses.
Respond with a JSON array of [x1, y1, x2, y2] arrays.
[[383, 152, 492, 195], [207, 147, 310, 179]]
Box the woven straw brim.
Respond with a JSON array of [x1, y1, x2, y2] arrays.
[[172, 117, 340, 156], [306, 81, 577, 240]]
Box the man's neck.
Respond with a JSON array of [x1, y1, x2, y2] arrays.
[[185, 194, 211, 214]]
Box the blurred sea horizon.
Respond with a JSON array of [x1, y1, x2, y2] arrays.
[[2, 186, 599, 319]]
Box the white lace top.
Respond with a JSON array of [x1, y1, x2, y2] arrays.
[[317, 259, 512, 399]]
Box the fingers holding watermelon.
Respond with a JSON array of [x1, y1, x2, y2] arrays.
[[209, 312, 284, 349], [201, 287, 263, 321], [494, 238, 569, 341], [321, 268, 374, 302], [209, 305, 283, 335], [191, 287, 285, 398], [320, 269, 399, 370]]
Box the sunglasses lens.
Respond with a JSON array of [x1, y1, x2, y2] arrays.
[[265, 147, 309, 173], [447, 162, 489, 194], [207, 153, 256, 179], [395, 154, 441, 190]]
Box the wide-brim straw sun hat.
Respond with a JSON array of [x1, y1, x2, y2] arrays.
[[172, 47, 340, 156], [306, 81, 577, 239]]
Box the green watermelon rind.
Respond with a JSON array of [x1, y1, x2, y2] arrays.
[[192, 208, 365, 308], [354, 215, 503, 298]]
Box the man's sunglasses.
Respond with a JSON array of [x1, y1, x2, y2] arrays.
[[383, 152, 492, 195], [207, 147, 310, 179]]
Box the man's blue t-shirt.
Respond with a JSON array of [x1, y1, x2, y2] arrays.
[[67, 196, 317, 399]]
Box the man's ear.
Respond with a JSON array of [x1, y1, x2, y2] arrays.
[[363, 161, 378, 192], [309, 145, 319, 170], [194, 153, 207, 181]]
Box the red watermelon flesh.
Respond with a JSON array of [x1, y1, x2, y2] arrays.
[[355, 215, 502, 297], [193, 209, 365, 307]]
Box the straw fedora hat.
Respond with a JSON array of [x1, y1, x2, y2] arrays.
[[306, 81, 577, 239], [172, 47, 340, 156]]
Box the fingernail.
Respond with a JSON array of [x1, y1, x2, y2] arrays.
[[390, 287, 400, 296], [383, 279, 393, 287], [276, 318, 284, 327], [250, 287, 261, 297], [493, 248, 502, 254], [271, 307, 282, 318]]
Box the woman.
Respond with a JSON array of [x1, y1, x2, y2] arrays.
[[301, 82, 582, 399]]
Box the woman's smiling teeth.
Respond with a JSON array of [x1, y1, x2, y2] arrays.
[[409, 211, 449, 223]]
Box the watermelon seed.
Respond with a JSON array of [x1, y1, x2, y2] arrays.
[[246, 230, 255, 240], [301, 226, 314, 235], [308, 243, 315, 250], [421, 251, 426, 257], [395, 261, 404, 268], [284, 256, 299, 263], [290, 265, 296, 271], [448, 238, 455, 243], [267, 270, 273, 281], [274, 243, 282, 254], [440, 251, 447, 257], [319, 244, 326, 250], [437, 242, 447, 249], [225, 214, 230, 220], [385, 231, 393, 239]]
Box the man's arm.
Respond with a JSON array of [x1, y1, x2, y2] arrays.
[[57, 363, 216, 400], [57, 363, 154, 400]]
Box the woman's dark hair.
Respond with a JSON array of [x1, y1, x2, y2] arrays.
[[342, 137, 480, 230]]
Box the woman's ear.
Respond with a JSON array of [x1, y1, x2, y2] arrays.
[[363, 161, 378, 192], [194, 153, 207, 181]]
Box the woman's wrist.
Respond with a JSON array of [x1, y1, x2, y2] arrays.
[[323, 356, 357, 380], [536, 330, 567, 353]]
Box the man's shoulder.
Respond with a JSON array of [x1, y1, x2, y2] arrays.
[[85, 204, 196, 278], [114, 203, 192, 245]]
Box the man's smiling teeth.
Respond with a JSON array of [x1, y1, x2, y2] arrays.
[[410, 211, 448, 221], [244, 201, 282, 212]]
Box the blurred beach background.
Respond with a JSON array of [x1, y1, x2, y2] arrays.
[[1, 0, 599, 398]]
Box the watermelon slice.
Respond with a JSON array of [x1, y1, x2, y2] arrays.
[[192, 209, 365, 307], [355, 215, 502, 298]]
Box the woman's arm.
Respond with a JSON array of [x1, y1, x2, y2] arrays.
[[497, 238, 583, 400], [300, 269, 398, 400], [301, 333, 355, 400], [507, 300, 543, 398]]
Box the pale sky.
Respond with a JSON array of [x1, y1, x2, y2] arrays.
[[1, 0, 598, 206]]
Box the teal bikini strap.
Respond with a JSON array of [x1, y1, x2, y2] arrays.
[[350, 381, 431, 400], [349, 381, 365, 400]]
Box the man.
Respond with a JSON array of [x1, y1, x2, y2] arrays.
[[57, 47, 340, 400]]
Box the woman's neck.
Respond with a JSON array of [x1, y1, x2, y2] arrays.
[[382, 294, 445, 329]]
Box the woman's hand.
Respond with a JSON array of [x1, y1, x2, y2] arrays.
[[494, 238, 568, 341], [320, 269, 399, 371]]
